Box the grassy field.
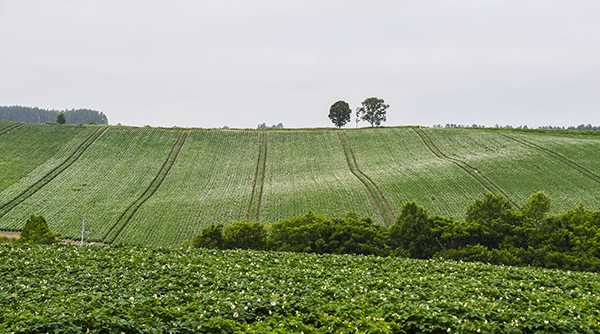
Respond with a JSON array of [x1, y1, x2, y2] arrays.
[[2, 123, 600, 246], [1, 244, 599, 333]]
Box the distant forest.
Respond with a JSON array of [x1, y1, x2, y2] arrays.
[[0, 106, 108, 125]]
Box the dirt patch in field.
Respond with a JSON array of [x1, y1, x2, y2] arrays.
[[0, 230, 20, 238], [1, 230, 105, 246]]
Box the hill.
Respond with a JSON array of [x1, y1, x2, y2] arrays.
[[1, 121, 600, 247], [1, 244, 599, 333]]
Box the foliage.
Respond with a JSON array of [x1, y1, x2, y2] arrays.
[[465, 192, 512, 224], [194, 211, 389, 256], [0, 235, 18, 244], [223, 220, 267, 250], [192, 223, 223, 249], [257, 122, 283, 129], [521, 191, 551, 225], [19, 215, 57, 244], [356, 97, 389, 127], [268, 211, 389, 256], [0, 105, 108, 124], [328, 100, 352, 128], [1, 245, 600, 333], [55, 113, 66, 125]]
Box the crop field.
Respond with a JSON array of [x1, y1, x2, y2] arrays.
[[115, 131, 260, 247], [1, 244, 599, 333], [0, 123, 95, 193], [509, 132, 600, 181], [344, 128, 488, 220], [2, 123, 600, 246], [259, 131, 381, 225], [0, 127, 180, 241], [421, 128, 600, 213]]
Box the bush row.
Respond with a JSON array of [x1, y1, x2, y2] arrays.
[[191, 191, 600, 272]]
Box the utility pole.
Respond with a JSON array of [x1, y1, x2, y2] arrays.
[[81, 215, 89, 246]]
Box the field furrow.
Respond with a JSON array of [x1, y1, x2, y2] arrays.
[[344, 128, 487, 220], [416, 129, 519, 209], [256, 132, 268, 221], [0, 124, 96, 195], [246, 132, 263, 220], [114, 131, 259, 247], [0, 122, 23, 136], [0, 127, 107, 219], [422, 128, 600, 212], [0, 127, 180, 240], [259, 131, 381, 225], [104, 130, 189, 244], [509, 132, 600, 182], [338, 132, 388, 226]]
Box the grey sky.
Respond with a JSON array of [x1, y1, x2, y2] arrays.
[[1, 1, 599, 128]]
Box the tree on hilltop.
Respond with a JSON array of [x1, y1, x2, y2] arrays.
[[357, 97, 389, 127], [328, 101, 352, 128], [56, 113, 66, 125]]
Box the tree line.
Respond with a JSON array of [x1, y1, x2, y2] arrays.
[[190, 191, 600, 272], [0, 106, 108, 125]]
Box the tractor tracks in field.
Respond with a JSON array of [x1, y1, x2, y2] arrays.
[[247, 132, 268, 221], [247, 132, 263, 220], [338, 131, 392, 227], [501, 134, 600, 185], [104, 130, 190, 244], [413, 128, 519, 210], [0, 123, 24, 137], [257, 132, 268, 221], [0, 127, 108, 219]]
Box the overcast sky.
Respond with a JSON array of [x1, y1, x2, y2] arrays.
[[1, 1, 599, 128]]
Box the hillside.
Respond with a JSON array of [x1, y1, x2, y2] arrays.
[[1, 121, 600, 247]]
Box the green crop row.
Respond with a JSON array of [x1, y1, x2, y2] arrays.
[[344, 128, 487, 221], [0, 127, 180, 241], [260, 131, 381, 225], [1, 244, 599, 333], [3, 124, 600, 247], [115, 131, 260, 247], [0, 123, 95, 194], [421, 128, 600, 213]]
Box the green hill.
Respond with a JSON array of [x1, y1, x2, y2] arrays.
[[1, 122, 600, 247]]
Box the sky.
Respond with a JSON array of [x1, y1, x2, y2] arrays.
[[1, 1, 599, 129]]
